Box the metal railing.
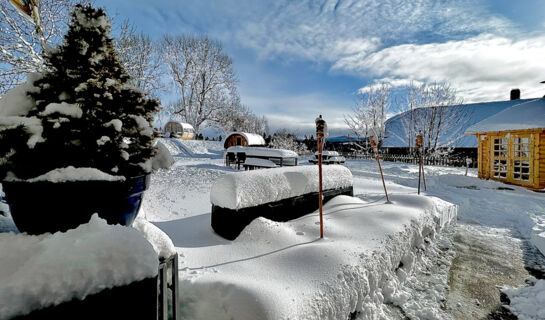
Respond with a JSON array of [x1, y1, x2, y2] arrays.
[[158, 254, 180, 320]]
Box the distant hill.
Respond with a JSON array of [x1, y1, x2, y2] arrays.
[[383, 99, 534, 148]]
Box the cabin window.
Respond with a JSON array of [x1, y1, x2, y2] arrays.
[[513, 160, 530, 181], [493, 159, 507, 178], [493, 138, 507, 157], [514, 137, 530, 158], [236, 137, 242, 145]]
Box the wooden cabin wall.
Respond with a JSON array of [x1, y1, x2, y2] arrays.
[[477, 134, 490, 179], [538, 130, 545, 189]]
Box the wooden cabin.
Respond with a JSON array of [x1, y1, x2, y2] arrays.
[[465, 98, 545, 190], [223, 132, 265, 149], [164, 121, 195, 140]]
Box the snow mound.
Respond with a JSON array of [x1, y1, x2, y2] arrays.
[[152, 140, 175, 171], [177, 194, 457, 320], [133, 213, 176, 259], [0, 73, 42, 117], [6, 166, 125, 182], [502, 277, 545, 320], [157, 138, 222, 157], [210, 165, 353, 210], [0, 214, 158, 319]]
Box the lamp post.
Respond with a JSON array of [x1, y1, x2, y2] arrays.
[[370, 135, 389, 203], [315, 115, 327, 238]]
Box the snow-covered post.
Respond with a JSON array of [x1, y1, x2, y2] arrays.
[[370, 135, 390, 203], [416, 133, 426, 194], [315, 115, 327, 238], [465, 157, 472, 176]]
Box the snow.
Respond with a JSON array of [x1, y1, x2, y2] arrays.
[[384, 98, 532, 147], [129, 114, 154, 137], [0, 73, 41, 117], [39, 102, 83, 118], [210, 165, 353, 210], [465, 98, 545, 133], [104, 119, 122, 132], [242, 157, 277, 168], [152, 140, 175, 171], [5, 166, 125, 182], [0, 116, 44, 148], [3, 138, 545, 319], [226, 146, 298, 158], [132, 213, 176, 259], [315, 150, 341, 156], [224, 132, 265, 146], [0, 214, 158, 319], [502, 277, 545, 320]]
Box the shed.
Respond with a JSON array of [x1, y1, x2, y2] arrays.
[[223, 132, 265, 149], [465, 98, 545, 189], [164, 121, 195, 140]]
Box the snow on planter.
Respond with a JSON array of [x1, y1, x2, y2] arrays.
[[210, 165, 353, 239], [211, 165, 352, 210], [0, 214, 158, 319]]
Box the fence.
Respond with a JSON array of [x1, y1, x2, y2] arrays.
[[342, 152, 477, 168]]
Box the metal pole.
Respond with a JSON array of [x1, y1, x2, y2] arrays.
[[421, 156, 427, 191], [370, 136, 389, 202], [318, 135, 324, 239], [418, 155, 422, 195], [374, 147, 389, 202]]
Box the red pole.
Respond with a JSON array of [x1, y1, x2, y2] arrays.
[[318, 136, 324, 238]]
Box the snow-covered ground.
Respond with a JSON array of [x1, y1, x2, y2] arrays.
[[144, 139, 545, 319], [143, 140, 459, 319], [2, 139, 544, 319]]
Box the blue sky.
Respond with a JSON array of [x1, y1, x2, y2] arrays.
[[95, 0, 545, 135]]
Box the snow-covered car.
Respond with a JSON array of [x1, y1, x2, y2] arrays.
[[309, 151, 346, 164], [225, 146, 298, 169]]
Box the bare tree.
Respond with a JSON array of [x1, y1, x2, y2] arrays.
[[0, 0, 92, 96], [161, 34, 238, 132], [269, 129, 308, 154], [344, 83, 391, 147], [395, 82, 467, 155], [114, 21, 163, 97], [220, 104, 269, 135]]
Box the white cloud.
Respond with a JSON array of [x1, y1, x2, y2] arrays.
[[333, 34, 545, 102], [234, 0, 512, 63], [243, 93, 353, 133]]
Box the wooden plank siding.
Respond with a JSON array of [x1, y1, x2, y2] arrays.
[[472, 128, 545, 190]]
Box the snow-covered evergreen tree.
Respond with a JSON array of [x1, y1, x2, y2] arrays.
[[1, 4, 159, 180]]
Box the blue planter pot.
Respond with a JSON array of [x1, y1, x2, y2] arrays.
[[2, 174, 150, 234]]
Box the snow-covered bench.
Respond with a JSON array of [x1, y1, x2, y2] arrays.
[[210, 165, 353, 239]]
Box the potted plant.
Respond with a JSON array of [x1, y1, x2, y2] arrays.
[[0, 5, 159, 234]]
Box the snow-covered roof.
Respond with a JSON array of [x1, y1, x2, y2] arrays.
[[227, 146, 298, 158], [164, 121, 194, 129], [465, 98, 545, 134], [383, 99, 534, 148], [225, 132, 265, 146]]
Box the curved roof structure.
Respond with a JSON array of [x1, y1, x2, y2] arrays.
[[224, 132, 265, 148]]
